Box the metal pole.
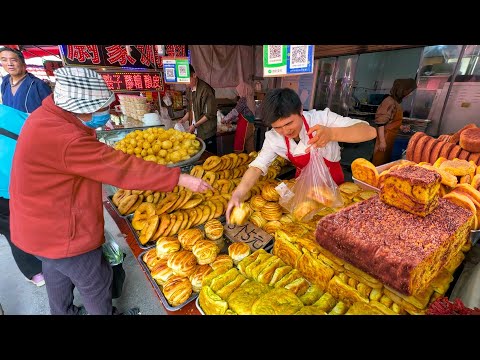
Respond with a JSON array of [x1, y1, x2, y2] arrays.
[[435, 45, 466, 135]]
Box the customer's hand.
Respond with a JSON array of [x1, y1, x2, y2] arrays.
[[178, 174, 213, 193], [188, 124, 196, 133]]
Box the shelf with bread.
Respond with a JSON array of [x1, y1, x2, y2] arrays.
[[196, 170, 475, 315]]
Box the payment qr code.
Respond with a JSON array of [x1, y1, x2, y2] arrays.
[[268, 45, 283, 64], [178, 64, 187, 76], [165, 68, 175, 79], [289, 45, 309, 69]]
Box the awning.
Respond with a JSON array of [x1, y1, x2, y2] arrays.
[[19, 45, 61, 60]]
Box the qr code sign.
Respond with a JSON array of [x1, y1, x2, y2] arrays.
[[178, 65, 187, 77], [165, 68, 175, 79], [268, 45, 283, 64], [290, 45, 309, 69]]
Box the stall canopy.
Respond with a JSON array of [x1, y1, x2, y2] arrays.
[[19, 45, 61, 60]]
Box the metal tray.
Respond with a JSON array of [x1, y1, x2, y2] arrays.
[[106, 195, 130, 218], [137, 249, 198, 312], [166, 137, 206, 168], [195, 296, 205, 315]]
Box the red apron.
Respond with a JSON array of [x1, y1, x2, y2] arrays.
[[284, 116, 344, 185], [233, 113, 249, 152]]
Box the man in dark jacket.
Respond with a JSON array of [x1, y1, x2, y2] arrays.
[[180, 64, 217, 153]]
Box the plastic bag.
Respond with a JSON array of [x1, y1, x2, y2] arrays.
[[278, 148, 343, 222], [174, 121, 187, 132], [102, 231, 126, 299]]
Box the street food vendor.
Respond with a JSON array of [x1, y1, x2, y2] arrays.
[[225, 87, 377, 221]]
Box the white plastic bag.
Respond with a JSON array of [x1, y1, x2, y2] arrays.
[[174, 121, 187, 132], [278, 148, 343, 222]]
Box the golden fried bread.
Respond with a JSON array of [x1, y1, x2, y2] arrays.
[[459, 127, 480, 153], [249, 194, 268, 212], [191, 239, 220, 265], [299, 285, 324, 306], [273, 269, 302, 288], [237, 249, 267, 275], [209, 254, 234, 270], [155, 236, 181, 259], [210, 268, 240, 292], [162, 275, 193, 307], [405, 131, 426, 161], [260, 201, 283, 221], [263, 220, 283, 235], [326, 276, 369, 306], [198, 285, 228, 315], [167, 250, 198, 277], [201, 265, 231, 287], [216, 274, 247, 301], [229, 202, 251, 225], [418, 163, 458, 188], [150, 262, 174, 285], [244, 252, 272, 278], [379, 165, 442, 217], [256, 257, 285, 284], [251, 287, 304, 315], [272, 230, 302, 268], [295, 306, 327, 315], [228, 242, 251, 265], [204, 219, 224, 241], [189, 264, 213, 292], [250, 256, 282, 280], [228, 281, 271, 315], [177, 228, 204, 251], [296, 250, 335, 291], [346, 302, 385, 315], [284, 277, 310, 296], [439, 159, 476, 177], [249, 211, 267, 228], [267, 265, 292, 287], [261, 182, 280, 202], [142, 247, 162, 270], [351, 158, 379, 187], [313, 292, 337, 312]]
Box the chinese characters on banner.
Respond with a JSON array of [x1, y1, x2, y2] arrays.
[[60, 45, 187, 69], [100, 72, 164, 92]]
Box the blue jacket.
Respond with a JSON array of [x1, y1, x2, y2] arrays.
[[0, 104, 29, 199], [1, 73, 52, 113]]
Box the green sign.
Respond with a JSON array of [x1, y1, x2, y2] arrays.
[[162, 57, 190, 83], [263, 45, 314, 77]]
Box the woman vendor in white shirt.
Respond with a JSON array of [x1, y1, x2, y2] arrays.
[[225, 87, 377, 222]]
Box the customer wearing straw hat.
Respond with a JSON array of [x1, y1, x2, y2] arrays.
[[9, 66, 212, 315]]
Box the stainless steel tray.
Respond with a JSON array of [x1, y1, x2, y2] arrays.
[[166, 137, 206, 168], [137, 249, 198, 312], [195, 296, 205, 315]]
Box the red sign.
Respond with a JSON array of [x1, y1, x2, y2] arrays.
[[99, 72, 164, 92], [60, 45, 187, 70]]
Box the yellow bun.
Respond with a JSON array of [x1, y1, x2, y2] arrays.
[[263, 220, 283, 235], [249, 194, 268, 212], [261, 183, 280, 202], [210, 254, 233, 270], [150, 262, 174, 285], [189, 264, 213, 292], [167, 250, 198, 277], [351, 158, 379, 187], [306, 185, 337, 207], [260, 201, 283, 221], [192, 239, 220, 265], [162, 275, 193, 307], [229, 202, 251, 225], [228, 242, 251, 265], [155, 236, 181, 259], [204, 219, 224, 240], [177, 228, 204, 251]]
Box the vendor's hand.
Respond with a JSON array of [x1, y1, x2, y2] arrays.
[[225, 190, 243, 224], [178, 174, 213, 193], [306, 125, 333, 152], [378, 140, 387, 152], [188, 124, 196, 133]]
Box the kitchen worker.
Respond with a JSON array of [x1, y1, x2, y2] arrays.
[[222, 80, 256, 153], [372, 78, 417, 166], [9, 66, 213, 315], [225, 87, 377, 222]]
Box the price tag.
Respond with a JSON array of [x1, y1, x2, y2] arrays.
[[223, 221, 273, 252]]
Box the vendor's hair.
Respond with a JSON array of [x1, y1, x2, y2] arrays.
[[0, 46, 25, 64], [262, 88, 302, 127]]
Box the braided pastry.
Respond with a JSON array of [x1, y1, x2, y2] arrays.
[[117, 194, 139, 215], [132, 202, 156, 230], [204, 218, 224, 240], [125, 194, 144, 215], [202, 171, 217, 185], [112, 189, 131, 207], [261, 183, 280, 202]]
